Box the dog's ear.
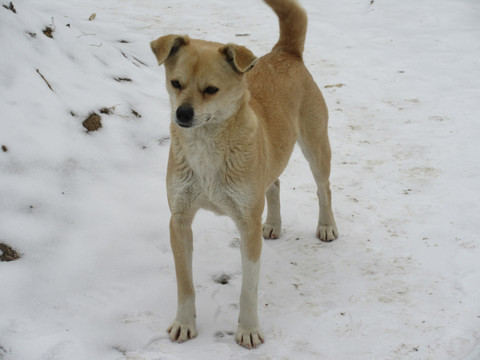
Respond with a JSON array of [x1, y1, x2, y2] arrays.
[[219, 44, 258, 73], [150, 35, 190, 65]]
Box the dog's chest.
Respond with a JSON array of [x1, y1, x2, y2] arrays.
[[181, 135, 251, 215], [183, 137, 226, 198], [185, 135, 222, 182]]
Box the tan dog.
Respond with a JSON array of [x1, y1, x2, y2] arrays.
[[150, 0, 338, 349]]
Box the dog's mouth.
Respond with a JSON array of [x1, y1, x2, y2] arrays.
[[176, 122, 193, 128], [174, 114, 213, 129]]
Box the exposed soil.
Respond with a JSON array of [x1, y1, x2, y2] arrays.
[[0, 243, 20, 262], [43, 26, 53, 38], [215, 274, 231, 285], [82, 113, 102, 132], [99, 107, 113, 115]]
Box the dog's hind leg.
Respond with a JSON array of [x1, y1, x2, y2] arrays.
[[297, 88, 338, 242], [262, 179, 282, 239]]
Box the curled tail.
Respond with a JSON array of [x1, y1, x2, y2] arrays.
[[264, 0, 308, 58]]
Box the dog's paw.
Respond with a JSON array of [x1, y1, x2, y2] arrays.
[[262, 223, 281, 239], [235, 326, 264, 349], [317, 224, 338, 242], [167, 320, 197, 343]]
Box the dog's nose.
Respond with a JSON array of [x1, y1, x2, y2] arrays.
[[176, 104, 194, 127]]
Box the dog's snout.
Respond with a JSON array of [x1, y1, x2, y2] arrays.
[[176, 104, 194, 127]]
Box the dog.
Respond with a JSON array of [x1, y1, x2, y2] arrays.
[[150, 0, 338, 349]]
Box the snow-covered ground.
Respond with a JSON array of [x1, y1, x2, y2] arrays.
[[1, 0, 479, 359]]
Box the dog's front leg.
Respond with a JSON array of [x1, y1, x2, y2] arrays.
[[167, 214, 197, 343], [236, 216, 265, 349]]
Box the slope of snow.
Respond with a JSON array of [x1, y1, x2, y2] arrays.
[[1, 0, 479, 359]]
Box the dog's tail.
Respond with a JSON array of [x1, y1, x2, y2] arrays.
[[264, 0, 307, 58]]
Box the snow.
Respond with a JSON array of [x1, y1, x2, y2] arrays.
[[1, 0, 479, 359]]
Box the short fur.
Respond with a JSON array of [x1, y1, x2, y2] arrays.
[[151, 0, 338, 349]]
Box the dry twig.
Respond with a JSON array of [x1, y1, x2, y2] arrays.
[[36, 69, 54, 91]]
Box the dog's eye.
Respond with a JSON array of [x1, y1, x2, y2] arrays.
[[203, 86, 219, 95], [171, 80, 182, 90]]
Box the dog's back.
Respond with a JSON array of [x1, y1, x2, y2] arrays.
[[247, 0, 328, 182]]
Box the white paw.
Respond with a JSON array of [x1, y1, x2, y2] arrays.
[[167, 319, 197, 343], [262, 223, 281, 239], [317, 224, 338, 242], [235, 326, 264, 349]]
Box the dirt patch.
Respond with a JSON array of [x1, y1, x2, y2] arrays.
[[99, 107, 114, 115], [43, 26, 54, 38], [82, 113, 102, 132], [0, 243, 20, 262], [215, 274, 231, 285], [1, 145, 7, 152]]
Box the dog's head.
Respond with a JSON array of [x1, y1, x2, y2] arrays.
[[151, 35, 257, 129]]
